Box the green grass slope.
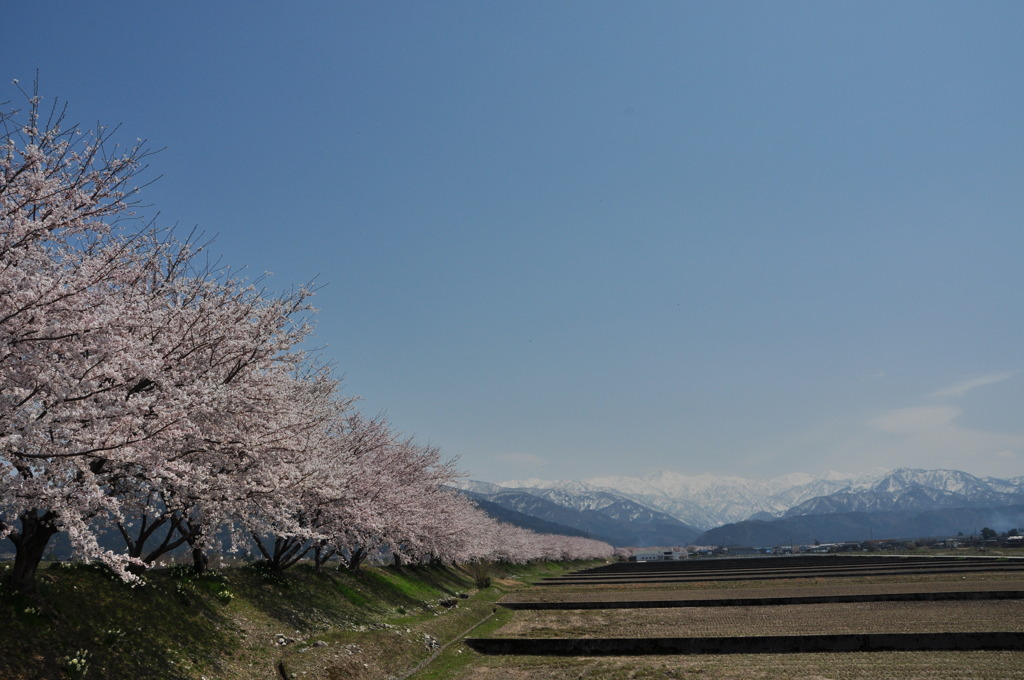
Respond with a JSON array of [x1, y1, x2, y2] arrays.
[[0, 559, 599, 680]]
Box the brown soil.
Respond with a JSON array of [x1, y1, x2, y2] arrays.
[[493, 599, 1024, 638], [501, 574, 1024, 603]]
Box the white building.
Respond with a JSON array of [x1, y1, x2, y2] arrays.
[[632, 549, 687, 562]]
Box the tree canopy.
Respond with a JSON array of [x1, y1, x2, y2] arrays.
[[0, 85, 612, 595]]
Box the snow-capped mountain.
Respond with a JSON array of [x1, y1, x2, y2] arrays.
[[782, 469, 1024, 517], [494, 468, 1024, 532], [499, 471, 871, 530], [454, 480, 700, 547]]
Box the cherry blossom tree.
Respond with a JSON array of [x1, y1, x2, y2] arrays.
[[0, 84, 321, 591], [309, 417, 462, 572], [1, 84, 612, 596], [232, 372, 352, 573], [1, 85, 173, 592], [110, 363, 341, 575]]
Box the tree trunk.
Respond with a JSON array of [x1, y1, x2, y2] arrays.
[[191, 546, 209, 575], [6, 511, 59, 596], [120, 512, 190, 575], [344, 547, 367, 572], [313, 541, 336, 572], [253, 534, 311, 572], [180, 518, 209, 575]]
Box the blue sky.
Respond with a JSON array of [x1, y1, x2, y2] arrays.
[[7, 2, 1024, 482]]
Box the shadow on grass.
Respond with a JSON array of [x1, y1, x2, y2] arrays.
[[1, 562, 237, 680], [230, 562, 373, 630], [352, 564, 472, 610]]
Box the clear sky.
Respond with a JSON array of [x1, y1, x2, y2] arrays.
[[6, 2, 1024, 483]]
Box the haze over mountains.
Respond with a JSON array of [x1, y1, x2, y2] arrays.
[[456, 468, 1024, 548]]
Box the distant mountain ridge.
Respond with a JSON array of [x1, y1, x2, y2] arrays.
[[460, 493, 590, 538], [499, 468, 1024, 530], [459, 468, 1024, 547], [698, 505, 1024, 547], [500, 471, 868, 530], [455, 481, 700, 547]]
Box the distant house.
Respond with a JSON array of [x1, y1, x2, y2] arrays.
[[725, 546, 762, 557], [632, 549, 687, 562], [802, 543, 834, 554]]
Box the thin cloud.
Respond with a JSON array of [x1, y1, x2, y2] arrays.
[[931, 372, 1015, 399], [868, 405, 961, 435]]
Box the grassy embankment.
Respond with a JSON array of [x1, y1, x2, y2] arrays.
[[0, 558, 598, 680]]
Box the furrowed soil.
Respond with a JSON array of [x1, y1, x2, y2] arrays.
[[496, 600, 1024, 637], [443, 556, 1024, 679], [501, 574, 1024, 603], [444, 651, 1024, 679]]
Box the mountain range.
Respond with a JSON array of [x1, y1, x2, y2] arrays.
[[457, 468, 1024, 548], [459, 481, 700, 547]]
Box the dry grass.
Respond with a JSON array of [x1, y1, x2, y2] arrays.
[[493, 600, 1024, 638], [448, 651, 1024, 679], [504, 573, 1024, 603]]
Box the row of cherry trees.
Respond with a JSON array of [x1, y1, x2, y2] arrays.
[[0, 86, 612, 594]]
